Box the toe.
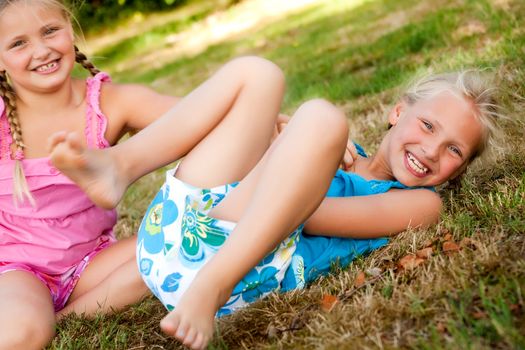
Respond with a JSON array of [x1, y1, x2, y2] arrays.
[[159, 312, 181, 336], [182, 328, 197, 347], [191, 333, 205, 350], [174, 321, 190, 342]]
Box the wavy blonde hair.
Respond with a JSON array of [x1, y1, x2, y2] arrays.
[[0, 0, 100, 205]]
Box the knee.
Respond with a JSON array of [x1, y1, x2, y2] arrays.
[[296, 99, 349, 148], [0, 318, 55, 350], [228, 56, 285, 91]]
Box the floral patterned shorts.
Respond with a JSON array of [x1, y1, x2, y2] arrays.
[[136, 167, 301, 316]]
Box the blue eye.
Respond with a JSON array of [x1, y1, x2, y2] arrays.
[[449, 145, 462, 157], [44, 27, 59, 35], [9, 40, 25, 49], [422, 120, 433, 131]]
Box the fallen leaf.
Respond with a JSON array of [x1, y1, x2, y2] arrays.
[[320, 294, 339, 312], [398, 255, 425, 270], [443, 241, 461, 254], [354, 271, 366, 287], [416, 247, 433, 259], [423, 237, 438, 248], [443, 233, 453, 241]]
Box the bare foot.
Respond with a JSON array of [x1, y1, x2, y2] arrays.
[[48, 132, 129, 209], [160, 277, 229, 350]]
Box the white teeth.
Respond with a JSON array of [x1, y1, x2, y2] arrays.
[[407, 152, 428, 174], [35, 61, 57, 72]]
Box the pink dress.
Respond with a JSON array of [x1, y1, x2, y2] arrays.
[[0, 73, 118, 311]]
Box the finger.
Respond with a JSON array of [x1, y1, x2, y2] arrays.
[[65, 132, 83, 152], [346, 140, 358, 160], [47, 130, 68, 153], [341, 151, 353, 170]]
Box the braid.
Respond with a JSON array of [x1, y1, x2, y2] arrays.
[[0, 72, 25, 153], [0, 71, 34, 205], [74, 46, 100, 76]]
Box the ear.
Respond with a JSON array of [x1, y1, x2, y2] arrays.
[[388, 101, 406, 127]]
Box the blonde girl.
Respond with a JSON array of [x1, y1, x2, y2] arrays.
[[0, 0, 291, 348]]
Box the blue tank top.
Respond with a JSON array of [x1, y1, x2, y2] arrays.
[[281, 144, 432, 291]]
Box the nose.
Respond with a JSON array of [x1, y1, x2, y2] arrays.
[[32, 41, 51, 60], [422, 142, 440, 162]]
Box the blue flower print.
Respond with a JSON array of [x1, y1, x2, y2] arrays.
[[139, 258, 153, 276], [232, 266, 279, 303], [138, 186, 178, 255], [161, 272, 183, 293]]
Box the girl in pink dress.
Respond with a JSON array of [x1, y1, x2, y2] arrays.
[[0, 0, 289, 348]]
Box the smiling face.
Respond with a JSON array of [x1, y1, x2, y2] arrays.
[[0, 1, 75, 94], [383, 90, 483, 187]]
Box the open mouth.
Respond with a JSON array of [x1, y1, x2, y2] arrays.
[[33, 59, 59, 73], [406, 151, 429, 176]]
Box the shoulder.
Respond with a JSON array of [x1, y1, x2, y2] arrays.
[[100, 82, 176, 116], [98, 81, 178, 131], [100, 82, 168, 107]]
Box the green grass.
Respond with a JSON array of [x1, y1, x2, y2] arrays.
[[50, 0, 525, 348]]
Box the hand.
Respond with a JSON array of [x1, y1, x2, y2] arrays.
[[271, 114, 290, 142], [340, 139, 358, 171]]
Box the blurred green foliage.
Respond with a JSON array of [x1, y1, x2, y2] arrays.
[[68, 0, 187, 33]]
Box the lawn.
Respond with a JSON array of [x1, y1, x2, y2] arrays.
[[52, 0, 524, 348]]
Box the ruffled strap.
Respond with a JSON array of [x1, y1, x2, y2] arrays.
[[85, 72, 111, 149], [0, 97, 14, 160]]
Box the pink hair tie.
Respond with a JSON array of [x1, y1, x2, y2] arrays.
[[14, 149, 24, 160]]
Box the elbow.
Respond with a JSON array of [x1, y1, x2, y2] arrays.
[[424, 192, 443, 226]]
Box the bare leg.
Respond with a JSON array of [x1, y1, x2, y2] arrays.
[[0, 271, 56, 350], [161, 99, 348, 349], [57, 236, 149, 319], [50, 56, 284, 209]]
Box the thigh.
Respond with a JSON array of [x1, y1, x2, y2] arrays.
[[67, 236, 137, 302], [209, 100, 345, 223], [176, 57, 285, 188], [0, 271, 55, 348]]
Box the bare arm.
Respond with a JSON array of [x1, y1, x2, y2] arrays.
[[304, 188, 442, 238]]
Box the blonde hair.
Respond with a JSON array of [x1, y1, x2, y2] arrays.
[[402, 69, 505, 166], [0, 0, 100, 205]]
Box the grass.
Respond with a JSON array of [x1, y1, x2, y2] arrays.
[[50, 0, 525, 348]]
